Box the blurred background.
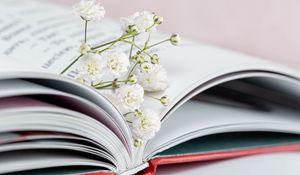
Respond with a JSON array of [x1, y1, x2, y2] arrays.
[[53, 0, 300, 68]]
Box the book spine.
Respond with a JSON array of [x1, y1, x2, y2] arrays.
[[81, 162, 149, 175], [120, 162, 149, 175]]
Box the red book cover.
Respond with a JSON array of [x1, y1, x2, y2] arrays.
[[84, 143, 300, 175]]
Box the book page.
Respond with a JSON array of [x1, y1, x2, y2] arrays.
[[0, 150, 114, 174], [145, 99, 300, 159], [1, 0, 300, 124], [1, 0, 299, 120], [0, 0, 120, 74]]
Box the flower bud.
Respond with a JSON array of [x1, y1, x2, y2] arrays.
[[126, 24, 139, 35], [160, 95, 170, 106], [112, 78, 119, 89], [79, 43, 91, 54], [153, 15, 163, 25], [134, 109, 144, 117], [134, 138, 144, 147], [151, 54, 160, 64], [141, 62, 153, 73], [131, 55, 138, 60], [128, 74, 137, 84], [136, 55, 145, 64], [170, 33, 180, 46]]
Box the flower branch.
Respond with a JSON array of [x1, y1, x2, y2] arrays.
[[64, 0, 180, 147]]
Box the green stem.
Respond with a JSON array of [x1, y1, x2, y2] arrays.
[[122, 40, 152, 58], [125, 36, 136, 85], [95, 46, 112, 54], [146, 39, 170, 49], [93, 80, 128, 88], [60, 32, 134, 75], [143, 32, 151, 49], [123, 112, 133, 116], [94, 80, 127, 86], [84, 20, 88, 43], [60, 54, 83, 75], [127, 62, 139, 80], [129, 36, 135, 59], [91, 35, 133, 50], [145, 23, 156, 32], [92, 39, 119, 50], [94, 83, 114, 89], [145, 94, 160, 100], [95, 40, 118, 54]]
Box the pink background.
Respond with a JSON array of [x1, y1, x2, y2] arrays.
[[54, 0, 300, 69]]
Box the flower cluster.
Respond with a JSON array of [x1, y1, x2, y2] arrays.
[[64, 0, 180, 147]]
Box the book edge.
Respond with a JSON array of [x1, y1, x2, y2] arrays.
[[140, 143, 300, 175]]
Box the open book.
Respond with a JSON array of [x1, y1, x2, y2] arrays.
[[1, 0, 300, 174]]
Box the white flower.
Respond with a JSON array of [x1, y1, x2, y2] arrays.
[[103, 51, 130, 78], [136, 64, 169, 92], [73, 0, 105, 21], [121, 11, 155, 33], [76, 53, 105, 83], [130, 109, 161, 141], [134, 11, 155, 32], [104, 84, 144, 113]]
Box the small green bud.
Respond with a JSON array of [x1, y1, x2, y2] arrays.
[[128, 74, 137, 84], [134, 138, 144, 147], [153, 15, 163, 25], [136, 55, 145, 64], [79, 43, 91, 54], [131, 55, 138, 60], [126, 24, 139, 35], [170, 33, 180, 46], [160, 95, 170, 106], [151, 54, 160, 64], [141, 62, 153, 73], [112, 78, 119, 89], [134, 109, 144, 117]]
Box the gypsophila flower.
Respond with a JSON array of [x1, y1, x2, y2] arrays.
[[121, 11, 155, 33], [170, 33, 180, 46], [79, 43, 91, 54], [130, 109, 161, 141], [136, 64, 169, 92], [73, 0, 105, 21], [105, 84, 144, 113], [64, 3, 179, 146], [76, 53, 105, 83], [103, 51, 130, 78]]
